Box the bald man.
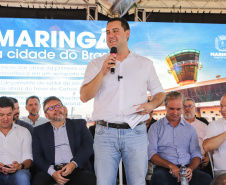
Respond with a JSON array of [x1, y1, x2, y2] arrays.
[[203, 94, 226, 177]]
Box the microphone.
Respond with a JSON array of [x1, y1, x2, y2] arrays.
[[110, 47, 117, 74]]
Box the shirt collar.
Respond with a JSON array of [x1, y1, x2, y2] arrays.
[[163, 116, 186, 126], [12, 122, 17, 128], [27, 115, 40, 120], [7, 122, 17, 133], [52, 120, 66, 131]]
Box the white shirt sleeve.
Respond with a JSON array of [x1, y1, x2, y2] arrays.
[[204, 121, 219, 140], [147, 61, 164, 96], [21, 128, 33, 162], [82, 55, 108, 86]]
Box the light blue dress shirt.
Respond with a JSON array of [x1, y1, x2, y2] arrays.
[[148, 116, 201, 166], [48, 121, 76, 176]]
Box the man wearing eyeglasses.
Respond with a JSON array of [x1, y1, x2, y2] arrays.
[[182, 98, 212, 176], [32, 96, 96, 185]]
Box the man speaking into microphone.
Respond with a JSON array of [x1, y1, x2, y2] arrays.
[[80, 18, 165, 185]]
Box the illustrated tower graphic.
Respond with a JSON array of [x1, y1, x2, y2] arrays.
[[165, 49, 203, 86]]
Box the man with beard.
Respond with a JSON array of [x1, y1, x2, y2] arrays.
[[182, 98, 211, 176], [32, 96, 96, 185], [23, 96, 48, 127], [10, 97, 33, 135], [203, 94, 226, 177]]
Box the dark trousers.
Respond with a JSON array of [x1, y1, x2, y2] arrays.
[[199, 162, 214, 178], [32, 168, 96, 185], [150, 166, 212, 185]]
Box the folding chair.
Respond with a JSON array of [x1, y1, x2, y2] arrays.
[[208, 151, 215, 178]]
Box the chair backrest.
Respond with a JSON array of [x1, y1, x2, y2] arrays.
[[208, 151, 215, 178]]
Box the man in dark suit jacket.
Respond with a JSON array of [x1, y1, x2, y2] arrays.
[[32, 96, 96, 185]]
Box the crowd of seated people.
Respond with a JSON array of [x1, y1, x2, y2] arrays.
[[0, 93, 226, 185], [0, 96, 96, 185]]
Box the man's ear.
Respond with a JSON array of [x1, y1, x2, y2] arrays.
[[44, 112, 49, 120], [126, 29, 130, 40]]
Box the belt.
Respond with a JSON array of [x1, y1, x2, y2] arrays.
[[54, 163, 68, 171], [97, 120, 144, 129]]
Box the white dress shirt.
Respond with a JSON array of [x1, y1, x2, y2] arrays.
[[82, 52, 164, 123], [204, 118, 226, 171], [0, 123, 32, 165]]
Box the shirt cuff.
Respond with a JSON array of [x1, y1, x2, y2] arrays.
[[22, 154, 33, 162], [48, 165, 56, 176], [71, 161, 78, 168], [148, 151, 157, 160]]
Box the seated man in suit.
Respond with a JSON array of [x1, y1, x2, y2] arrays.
[[32, 96, 96, 185], [148, 91, 212, 185]]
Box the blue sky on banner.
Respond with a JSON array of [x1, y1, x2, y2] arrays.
[[0, 18, 225, 89]]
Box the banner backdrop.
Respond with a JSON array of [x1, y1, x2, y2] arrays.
[[0, 18, 225, 117]]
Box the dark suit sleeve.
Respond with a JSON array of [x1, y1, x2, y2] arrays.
[[88, 125, 96, 139], [71, 119, 94, 170], [32, 125, 54, 172], [16, 120, 33, 135]]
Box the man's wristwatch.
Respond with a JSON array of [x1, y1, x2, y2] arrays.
[[21, 163, 25, 169]]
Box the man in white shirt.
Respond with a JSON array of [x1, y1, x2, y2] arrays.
[[183, 98, 210, 172], [23, 95, 48, 127], [80, 18, 165, 185], [203, 94, 226, 177], [0, 96, 32, 185]]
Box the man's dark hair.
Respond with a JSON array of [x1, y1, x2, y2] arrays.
[[0, 96, 15, 109], [26, 95, 40, 105], [9, 97, 18, 103], [107, 18, 130, 31], [43, 96, 63, 111]]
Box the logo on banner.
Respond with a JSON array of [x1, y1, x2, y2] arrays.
[[215, 35, 226, 51], [210, 35, 226, 59]]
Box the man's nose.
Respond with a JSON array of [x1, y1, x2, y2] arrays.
[[108, 32, 114, 38], [184, 106, 189, 110], [3, 115, 8, 120]]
